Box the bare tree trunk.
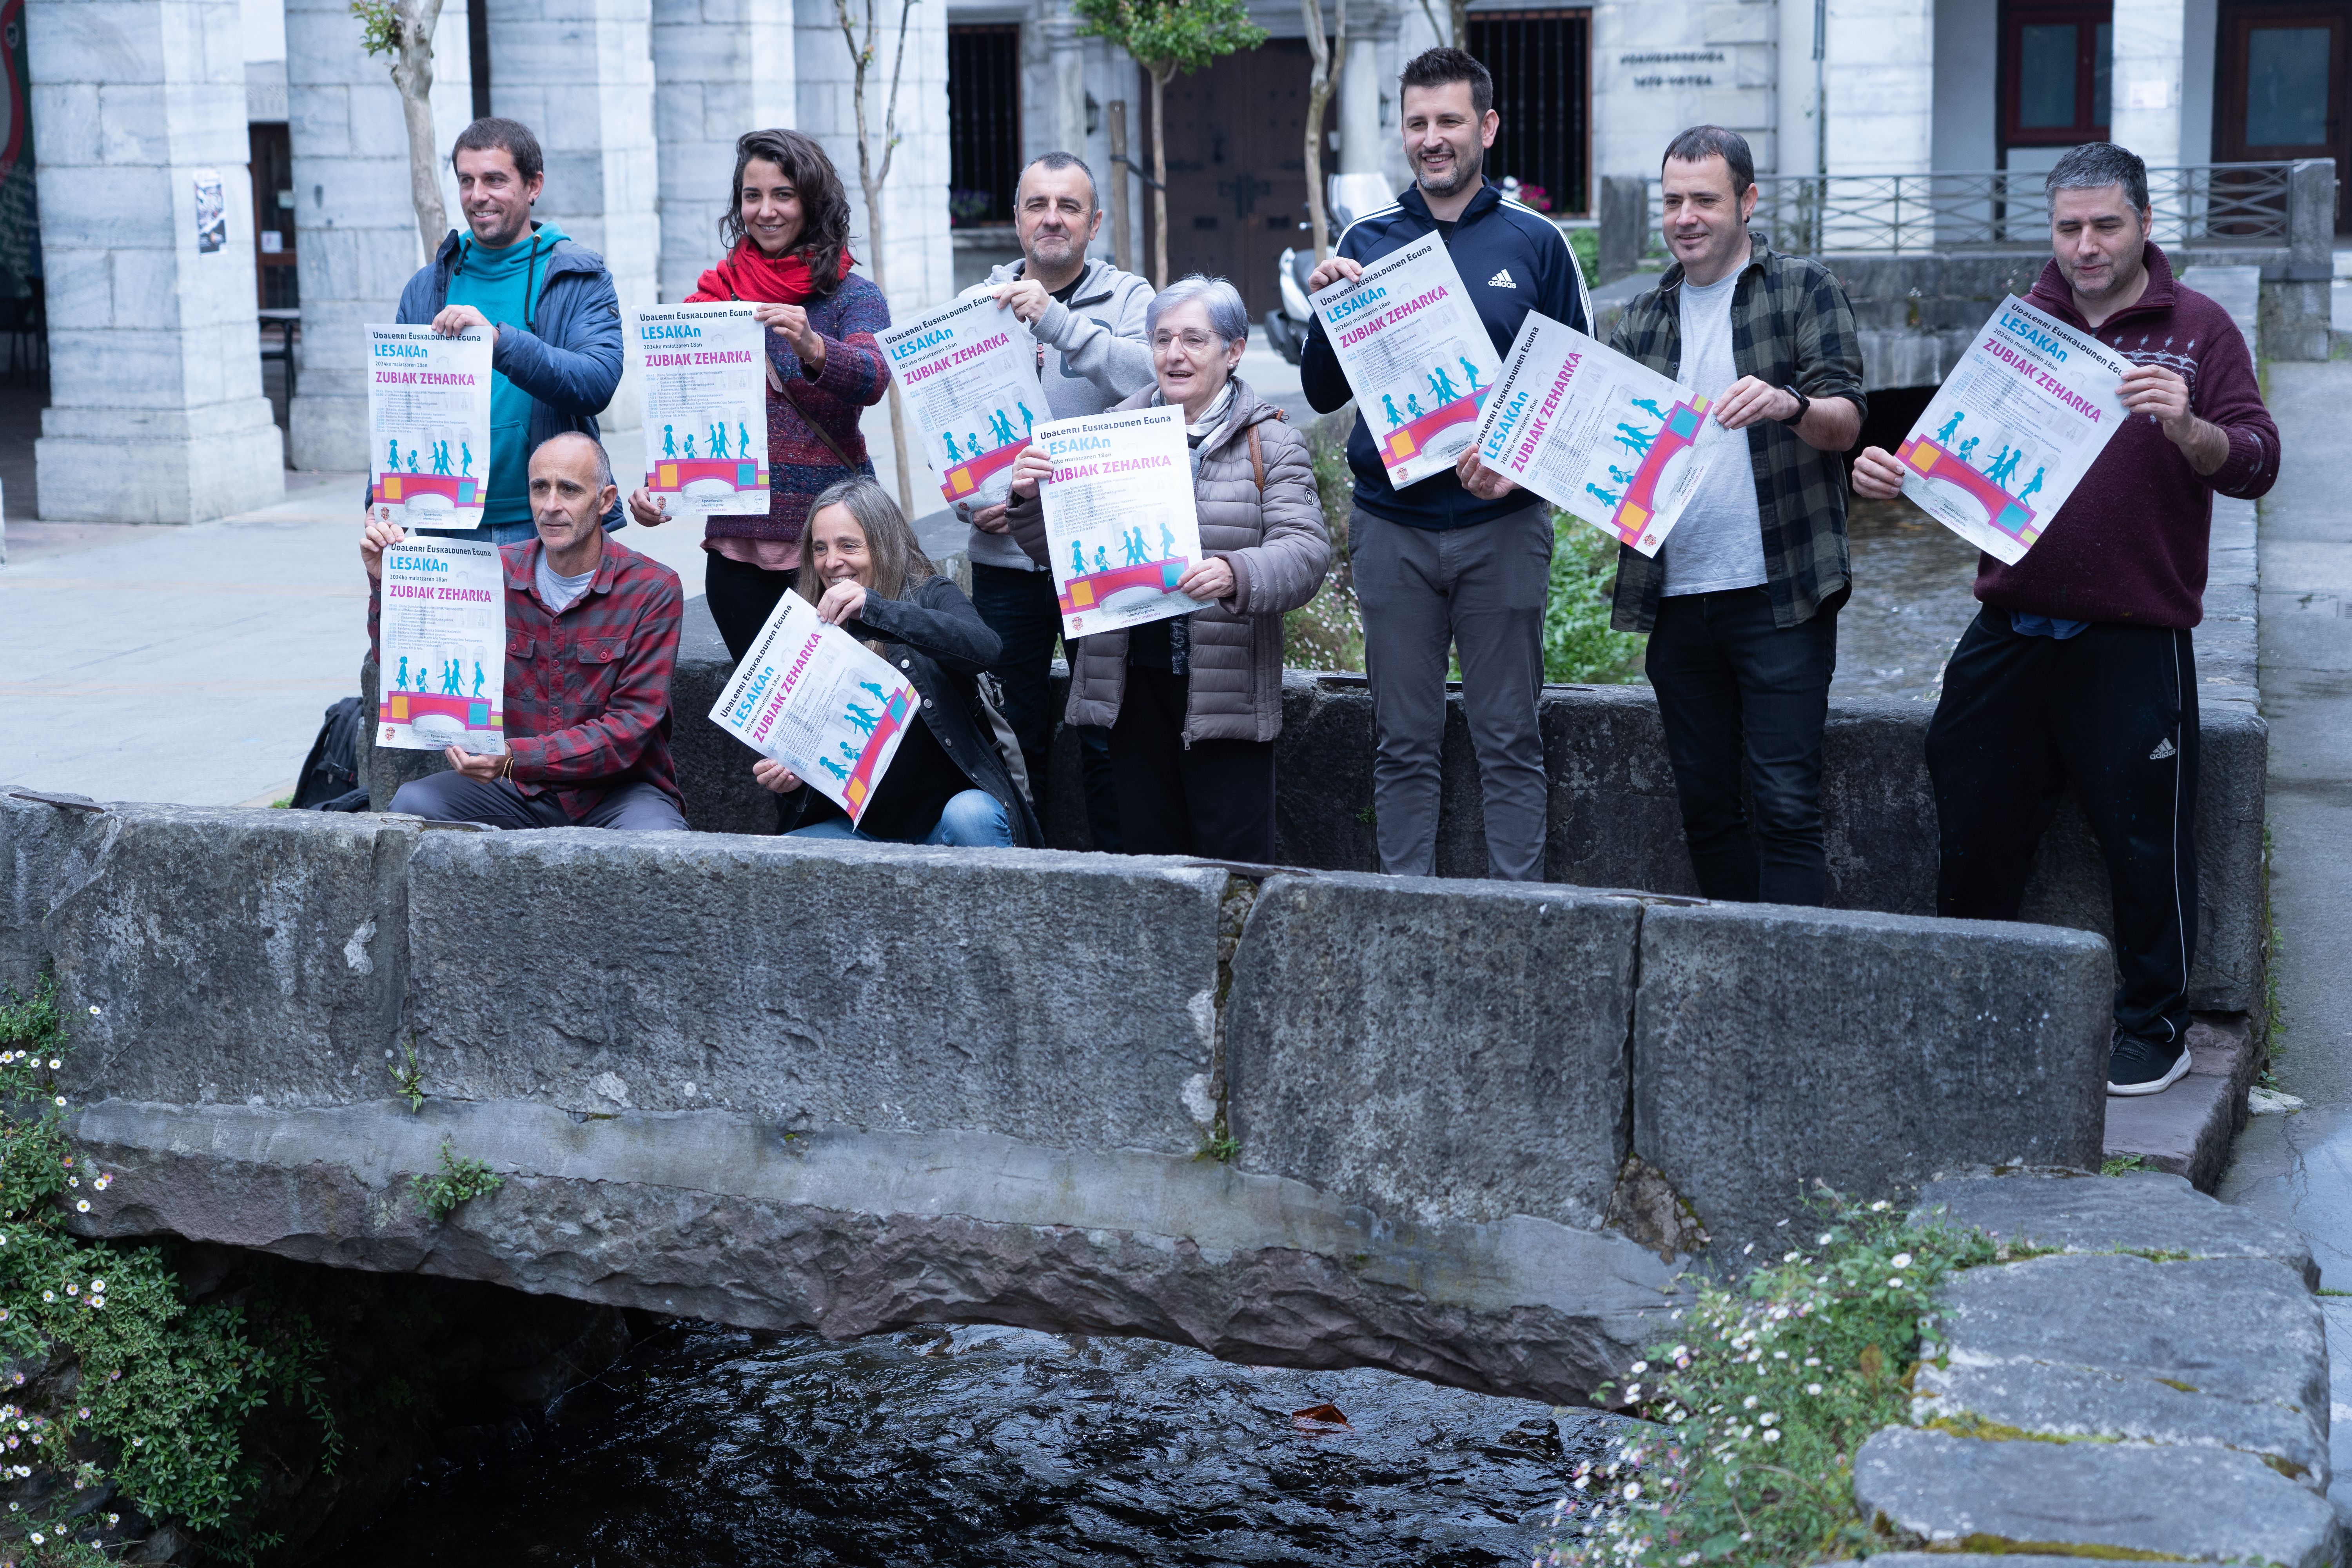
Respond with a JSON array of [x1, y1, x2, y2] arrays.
[[1301, 0, 1345, 263], [388, 0, 449, 257], [1149, 65, 1170, 288], [1448, 0, 1468, 49], [835, 0, 920, 515], [1411, 0, 1447, 45]]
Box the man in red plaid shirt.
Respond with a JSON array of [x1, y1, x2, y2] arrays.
[[363, 432, 689, 830]]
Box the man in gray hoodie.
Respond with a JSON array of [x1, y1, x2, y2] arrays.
[[961, 151, 1155, 847]]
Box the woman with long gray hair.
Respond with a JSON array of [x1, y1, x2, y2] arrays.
[[1005, 274, 1329, 860], [624, 129, 893, 664], [751, 478, 1042, 848]]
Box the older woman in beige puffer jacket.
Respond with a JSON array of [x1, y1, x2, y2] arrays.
[[1005, 275, 1330, 861]]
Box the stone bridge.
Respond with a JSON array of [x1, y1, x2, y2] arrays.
[[1, 787, 2122, 1405]]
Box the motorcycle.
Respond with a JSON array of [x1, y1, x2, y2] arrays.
[[1263, 172, 1392, 366]]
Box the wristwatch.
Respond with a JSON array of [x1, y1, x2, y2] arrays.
[[1779, 385, 1811, 426]]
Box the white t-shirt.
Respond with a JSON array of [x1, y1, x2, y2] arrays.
[[536, 555, 597, 614], [1660, 263, 1767, 597]]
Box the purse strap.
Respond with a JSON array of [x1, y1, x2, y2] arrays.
[[766, 352, 858, 471]]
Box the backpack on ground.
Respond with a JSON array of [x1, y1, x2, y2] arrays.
[[291, 696, 370, 812]]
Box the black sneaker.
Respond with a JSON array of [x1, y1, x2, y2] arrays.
[[2108, 1034, 2191, 1097]]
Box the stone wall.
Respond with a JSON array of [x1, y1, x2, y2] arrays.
[[0, 788, 2114, 1405]]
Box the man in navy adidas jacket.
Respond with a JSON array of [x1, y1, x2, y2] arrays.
[[1300, 47, 1592, 882]]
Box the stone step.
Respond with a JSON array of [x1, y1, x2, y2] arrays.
[[2103, 1014, 2261, 1191]]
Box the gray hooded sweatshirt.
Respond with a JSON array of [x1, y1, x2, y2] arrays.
[[959, 255, 1156, 570]]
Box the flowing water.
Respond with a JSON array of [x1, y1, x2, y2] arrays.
[[325, 1321, 1635, 1567], [1833, 498, 1985, 704]]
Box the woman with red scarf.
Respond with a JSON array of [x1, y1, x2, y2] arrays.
[[626, 128, 893, 661]]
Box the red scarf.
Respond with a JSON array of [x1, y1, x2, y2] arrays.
[[685, 243, 855, 305]]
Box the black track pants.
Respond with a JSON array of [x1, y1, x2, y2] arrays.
[[1925, 608, 2199, 1045]]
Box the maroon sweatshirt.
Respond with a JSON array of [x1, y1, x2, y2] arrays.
[[1973, 243, 2280, 628]]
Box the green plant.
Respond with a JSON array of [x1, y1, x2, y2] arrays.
[[1568, 226, 1601, 281], [1546, 512, 1646, 684], [388, 1038, 425, 1112], [412, 1141, 506, 1223], [2100, 1153, 2149, 1176], [1542, 1196, 1998, 1565], [0, 982, 340, 1564], [1193, 1132, 1239, 1163]]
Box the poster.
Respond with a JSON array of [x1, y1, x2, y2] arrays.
[[708, 590, 919, 826], [376, 536, 506, 755], [368, 324, 493, 532], [1892, 294, 2131, 564], [1033, 405, 1205, 638], [629, 303, 770, 516], [880, 294, 1045, 516], [1310, 232, 1501, 488], [1472, 312, 1727, 557]]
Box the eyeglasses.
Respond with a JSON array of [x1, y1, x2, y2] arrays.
[[1152, 330, 1224, 352]]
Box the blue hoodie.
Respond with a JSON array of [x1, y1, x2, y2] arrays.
[[1300, 181, 1593, 531]]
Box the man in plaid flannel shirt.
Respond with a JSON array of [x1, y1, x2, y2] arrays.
[[1604, 126, 1866, 906], [363, 432, 688, 830]]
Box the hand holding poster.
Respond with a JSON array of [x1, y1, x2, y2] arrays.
[[1034, 405, 1205, 638], [629, 304, 770, 517], [1892, 294, 2129, 563], [707, 591, 918, 825], [368, 325, 492, 531], [376, 536, 506, 755], [1310, 234, 1501, 488], [880, 295, 1046, 516], [1472, 312, 1726, 557]]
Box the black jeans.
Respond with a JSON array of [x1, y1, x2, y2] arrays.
[[969, 562, 1120, 849], [1645, 586, 1839, 906], [704, 550, 797, 664], [1926, 609, 2199, 1047], [1108, 667, 1277, 863]]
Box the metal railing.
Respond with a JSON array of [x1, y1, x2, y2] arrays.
[[1649, 163, 2301, 256]]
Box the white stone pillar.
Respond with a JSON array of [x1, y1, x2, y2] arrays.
[[1039, 13, 1085, 158], [652, 0, 795, 304], [490, 0, 662, 443], [2111, 0, 2185, 166], [284, 0, 472, 471], [1821, 0, 1932, 246], [1338, 7, 1391, 178], [27, 0, 287, 521]]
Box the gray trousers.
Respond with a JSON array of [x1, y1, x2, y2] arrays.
[[1352, 503, 1552, 880], [389, 773, 688, 831]]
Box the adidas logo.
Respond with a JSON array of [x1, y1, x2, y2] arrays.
[[1487, 269, 1517, 289], [2149, 737, 2177, 760]]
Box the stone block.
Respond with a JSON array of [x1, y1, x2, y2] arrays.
[[1225, 873, 1639, 1229], [1853, 1426, 2336, 1566], [405, 831, 1232, 1152], [1633, 905, 2111, 1251], [1909, 1169, 2318, 1287], [2102, 1016, 2259, 1191], [662, 599, 774, 834], [33, 805, 417, 1104], [1270, 675, 1377, 871], [0, 788, 111, 996], [1915, 1252, 2328, 1486], [1542, 684, 1691, 894]]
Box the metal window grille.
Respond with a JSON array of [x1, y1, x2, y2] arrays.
[[948, 25, 1023, 227], [1468, 9, 1592, 217]]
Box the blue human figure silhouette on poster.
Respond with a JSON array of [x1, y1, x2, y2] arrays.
[[406, 448, 420, 472], [1429, 365, 1459, 403], [738, 422, 751, 459], [1936, 409, 1965, 445], [1158, 521, 1176, 559], [460, 441, 474, 476], [472, 662, 486, 698], [1381, 394, 1404, 428], [843, 703, 880, 737], [1406, 394, 1424, 419], [395, 656, 410, 691], [387, 438, 401, 472], [1458, 355, 1483, 391], [944, 432, 962, 465], [1609, 465, 1637, 487], [1016, 403, 1034, 436], [989, 410, 1016, 447], [1071, 541, 1087, 577], [663, 425, 677, 459], [1632, 398, 1668, 422], [2019, 466, 2046, 504], [1586, 482, 1620, 508], [858, 680, 890, 704], [1094, 545, 1109, 573], [1957, 436, 1980, 466], [707, 424, 725, 460], [1122, 529, 1145, 566], [820, 756, 850, 782], [1614, 423, 1655, 456], [837, 739, 861, 769]]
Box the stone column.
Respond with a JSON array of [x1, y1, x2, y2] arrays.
[[27, 0, 287, 521], [1039, 13, 1085, 158], [791, 0, 951, 314], [2109, 0, 2185, 170], [1338, 5, 1390, 178], [652, 0, 795, 304], [490, 0, 662, 444], [284, 0, 474, 472], [1821, 0, 1932, 247]]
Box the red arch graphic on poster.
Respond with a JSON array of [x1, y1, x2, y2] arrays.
[[1896, 436, 2040, 545]]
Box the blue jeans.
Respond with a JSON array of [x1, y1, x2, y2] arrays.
[[788, 789, 1013, 848]]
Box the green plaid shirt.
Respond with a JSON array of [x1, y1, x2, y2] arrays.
[[1606, 237, 1866, 633]]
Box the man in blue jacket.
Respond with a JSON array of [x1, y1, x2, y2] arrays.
[[1300, 47, 1592, 882], [380, 117, 624, 539]]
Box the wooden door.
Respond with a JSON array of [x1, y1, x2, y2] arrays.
[[2216, 2, 2349, 230], [1146, 41, 1329, 315]]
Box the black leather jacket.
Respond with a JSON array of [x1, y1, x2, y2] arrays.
[[777, 573, 1043, 846]]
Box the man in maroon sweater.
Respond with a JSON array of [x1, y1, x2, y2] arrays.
[[1854, 142, 2280, 1098]]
